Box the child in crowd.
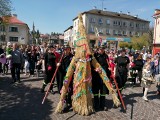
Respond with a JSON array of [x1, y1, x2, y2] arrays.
[[6, 42, 12, 70]]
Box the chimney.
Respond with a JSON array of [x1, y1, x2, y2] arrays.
[[155, 9, 160, 14], [134, 15, 138, 18], [103, 8, 107, 11], [119, 11, 122, 14], [13, 14, 17, 17]]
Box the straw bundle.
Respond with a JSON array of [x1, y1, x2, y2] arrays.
[[55, 13, 120, 116]]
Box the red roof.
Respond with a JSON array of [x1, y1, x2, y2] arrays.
[[2, 16, 26, 25]]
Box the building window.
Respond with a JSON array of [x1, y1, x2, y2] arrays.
[[130, 22, 134, 28], [0, 35, 5, 41], [98, 18, 103, 24], [90, 18, 96, 23], [123, 22, 127, 27], [0, 25, 5, 32], [113, 30, 117, 35], [106, 19, 110, 25], [123, 31, 127, 36], [9, 37, 18, 42], [142, 24, 145, 29], [118, 21, 122, 26], [74, 22, 76, 27], [98, 28, 103, 34], [113, 21, 117, 26], [90, 26, 95, 33], [9, 27, 18, 32], [129, 31, 133, 36], [106, 29, 110, 34], [78, 20, 79, 25], [118, 30, 122, 35], [136, 23, 140, 28]]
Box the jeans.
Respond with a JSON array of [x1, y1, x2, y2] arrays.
[[11, 63, 21, 82]]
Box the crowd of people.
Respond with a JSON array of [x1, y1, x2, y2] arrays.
[[0, 41, 160, 113]]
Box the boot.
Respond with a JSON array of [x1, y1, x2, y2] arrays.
[[41, 84, 46, 93], [62, 95, 72, 113], [100, 96, 107, 111], [93, 96, 99, 111], [49, 84, 54, 94], [143, 88, 148, 101]]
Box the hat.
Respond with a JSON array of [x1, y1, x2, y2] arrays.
[[99, 44, 105, 49], [48, 44, 54, 48]]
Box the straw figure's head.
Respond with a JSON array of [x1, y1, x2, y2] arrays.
[[74, 13, 92, 59]]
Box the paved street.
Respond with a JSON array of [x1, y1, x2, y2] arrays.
[[0, 73, 160, 120]]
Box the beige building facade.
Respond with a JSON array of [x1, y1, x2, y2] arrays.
[[72, 9, 150, 47]]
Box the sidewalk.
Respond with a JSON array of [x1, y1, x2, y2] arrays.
[[0, 74, 160, 120]]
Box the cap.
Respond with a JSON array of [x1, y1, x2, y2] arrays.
[[99, 44, 105, 49]]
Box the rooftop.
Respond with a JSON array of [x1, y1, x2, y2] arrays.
[[64, 26, 73, 32], [73, 9, 150, 22], [1, 15, 26, 25]]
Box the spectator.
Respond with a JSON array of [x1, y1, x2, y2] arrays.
[[141, 57, 153, 101], [11, 43, 23, 83]]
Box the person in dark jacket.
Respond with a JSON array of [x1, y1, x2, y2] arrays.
[[0, 45, 5, 74], [58, 44, 73, 112], [134, 54, 144, 84], [11, 43, 23, 83], [41, 45, 56, 93], [92, 45, 111, 111], [114, 48, 130, 98]]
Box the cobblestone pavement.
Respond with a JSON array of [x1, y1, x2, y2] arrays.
[[0, 73, 160, 120]]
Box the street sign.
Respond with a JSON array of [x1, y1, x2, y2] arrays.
[[106, 37, 131, 42]]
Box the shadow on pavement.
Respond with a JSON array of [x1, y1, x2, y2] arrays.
[[0, 77, 53, 120]]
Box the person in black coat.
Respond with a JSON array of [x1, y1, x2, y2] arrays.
[[92, 45, 111, 111], [0, 45, 4, 73], [41, 45, 56, 93], [114, 48, 130, 98], [134, 54, 144, 84], [58, 45, 73, 112]]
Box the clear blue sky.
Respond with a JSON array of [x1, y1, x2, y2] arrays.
[[11, 0, 160, 34]]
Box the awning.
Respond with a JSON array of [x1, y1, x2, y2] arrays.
[[106, 37, 131, 42]]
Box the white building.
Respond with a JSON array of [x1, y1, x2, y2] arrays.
[[64, 26, 73, 46], [0, 14, 29, 45]]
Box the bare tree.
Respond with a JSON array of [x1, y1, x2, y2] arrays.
[[0, 0, 12, 16]]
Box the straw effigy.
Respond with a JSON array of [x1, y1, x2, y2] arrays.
[[55, 13, 120, 116]]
